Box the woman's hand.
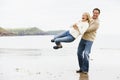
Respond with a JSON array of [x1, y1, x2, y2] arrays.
[[73, 24, 79, 31]]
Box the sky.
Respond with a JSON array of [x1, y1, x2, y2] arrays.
[[0, 0, 120, 35]]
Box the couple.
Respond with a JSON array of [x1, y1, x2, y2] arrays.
[[51, 8, 100, 74]]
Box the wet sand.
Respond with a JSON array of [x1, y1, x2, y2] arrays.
[[0, 48, 120, 80]]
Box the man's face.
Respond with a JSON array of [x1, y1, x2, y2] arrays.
[[92, 10, 100, 19]]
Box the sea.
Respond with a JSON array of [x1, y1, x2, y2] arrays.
[[0, 35, 119, 50]]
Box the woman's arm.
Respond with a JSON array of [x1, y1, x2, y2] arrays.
[[73, 24, 79, 31]]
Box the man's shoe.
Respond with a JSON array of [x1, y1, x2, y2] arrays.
[[76, 70, 82, 73], [53, 45, 62, 49], [51, 39, 55, 42], [76, 70, 88, 74]]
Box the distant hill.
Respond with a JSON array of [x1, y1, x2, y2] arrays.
[[7, 27, 48, 36], [46, 30, 65, 35], [7, 27, 64, 36], [0, 27, 14, 36], [0, 27, 65, 36]]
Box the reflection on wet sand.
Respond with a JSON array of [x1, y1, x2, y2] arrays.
[[79, 73, 89, 80]]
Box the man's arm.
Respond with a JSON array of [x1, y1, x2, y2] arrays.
[[86, 22, 99, 33]]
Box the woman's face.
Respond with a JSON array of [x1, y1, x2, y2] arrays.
[[82, 14, 88, 21]]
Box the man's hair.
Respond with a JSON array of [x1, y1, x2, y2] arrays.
[[93, 8, 100, 14]]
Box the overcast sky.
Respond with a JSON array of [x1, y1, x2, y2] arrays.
[[0, 0, 120, 35]]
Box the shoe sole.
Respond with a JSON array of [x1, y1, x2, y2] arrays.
[[53, 46, 62, 49]]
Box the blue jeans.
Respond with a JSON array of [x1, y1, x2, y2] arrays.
[[54, 31, 75, 45], [77, 39, 93, 72]]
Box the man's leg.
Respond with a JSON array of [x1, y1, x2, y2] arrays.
[[77, 39, 85, 72], [81, 40, 93, 72]]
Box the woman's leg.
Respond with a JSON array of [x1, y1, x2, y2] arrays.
[[53, 32, 75, 49], [55, 30, 75, 44], [51, 31, 69, 42], [54, 34, 75, 45], [52, 31, 75, 49], [54, 31, 69, 39]]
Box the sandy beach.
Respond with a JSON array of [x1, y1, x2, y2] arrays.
[[0, 48, 120, 80], [0, 35, 119, 80]]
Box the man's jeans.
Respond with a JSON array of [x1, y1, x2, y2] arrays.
[[77, 39, 93, 72], [54, 31, 75, 45]]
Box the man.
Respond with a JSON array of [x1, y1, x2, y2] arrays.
[[76, 8, 100, 74]]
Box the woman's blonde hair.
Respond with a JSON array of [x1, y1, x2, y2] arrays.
[[83, 12, 91, 23]]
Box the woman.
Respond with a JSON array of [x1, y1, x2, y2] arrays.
[[51, 12, 91, 49]]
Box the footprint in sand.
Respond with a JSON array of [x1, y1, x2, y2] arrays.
[[36, 72, 41, 75]]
